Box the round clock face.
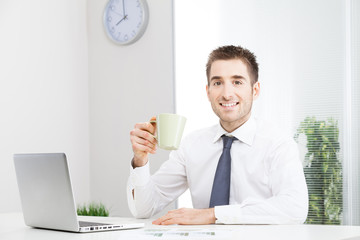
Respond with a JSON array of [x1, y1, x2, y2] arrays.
[[103, 0, 149, 45]]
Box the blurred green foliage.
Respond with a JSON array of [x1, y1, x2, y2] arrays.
[[294, 117, 342, 224], [77, 202, 109, 217]]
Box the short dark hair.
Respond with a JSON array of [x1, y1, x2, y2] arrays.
[[206, 45, 259, 85]]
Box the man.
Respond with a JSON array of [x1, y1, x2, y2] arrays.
[[128, 45, 308, 225]]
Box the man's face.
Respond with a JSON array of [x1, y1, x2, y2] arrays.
[[206, 59, 260, 132]]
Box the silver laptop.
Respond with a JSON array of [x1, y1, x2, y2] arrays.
[[14, 153, 144, 233]]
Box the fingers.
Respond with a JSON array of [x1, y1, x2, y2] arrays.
[[152, 208, 216, 225], [132, 140, 156, 155], [155, 217, 181, 226], [130, 121, 158, 162], [135, 121, 156, 136], [131, 126, 156, 145], [152, 209, 187, 225], [152, 214, 175, 225], [149, 116, 156, 122]]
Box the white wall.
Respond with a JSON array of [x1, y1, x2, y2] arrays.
[[0, 0, 176, 217], [87, 0, 176, 217], [0, 0, 90, 212]]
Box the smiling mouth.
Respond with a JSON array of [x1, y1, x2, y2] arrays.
[[220, 102, 239, 107]]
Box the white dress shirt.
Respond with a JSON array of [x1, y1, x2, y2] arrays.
[[127, 115, 308, 224]]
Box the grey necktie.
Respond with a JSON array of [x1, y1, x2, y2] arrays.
[[209, 135, 235, 208]]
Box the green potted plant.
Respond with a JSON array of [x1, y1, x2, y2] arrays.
[[294, 117, 342, 224], [77, 202, 109, 217]]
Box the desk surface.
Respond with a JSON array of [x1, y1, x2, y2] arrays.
[[1, 212, 360, 240]]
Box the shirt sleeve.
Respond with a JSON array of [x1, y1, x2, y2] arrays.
[[127, 149, 188, 218], [214, 139, 309, 224]]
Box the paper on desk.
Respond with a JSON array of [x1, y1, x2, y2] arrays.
[[120, 228, 233, 239]]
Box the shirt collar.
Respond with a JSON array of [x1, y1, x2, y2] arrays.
[[212, 115, 257, 146]]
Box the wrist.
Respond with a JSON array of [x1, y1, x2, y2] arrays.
[[208, 208, 216, 224], [132, 156, 148, 168]]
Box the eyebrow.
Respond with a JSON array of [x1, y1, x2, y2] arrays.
[[232, 75, 246, 80], [210, 75, 247, 82], [210, 76, 222, 82]]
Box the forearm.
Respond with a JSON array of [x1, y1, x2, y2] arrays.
[[215, 194, 308, 224], [127, 163, 166, 218], [127, 180, 166, 218], [127, 153, 188, 218]]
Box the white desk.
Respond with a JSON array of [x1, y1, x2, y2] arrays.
[[1, 212, 360, 240]]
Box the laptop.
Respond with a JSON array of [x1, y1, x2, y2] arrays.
[[13, 153, 144, 233]]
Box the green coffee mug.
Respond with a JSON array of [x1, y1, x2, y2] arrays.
[[150, 113, 187, 150]]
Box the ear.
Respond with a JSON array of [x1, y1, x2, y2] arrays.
[[206, 84, 210, 101], [253, 82, 260, 100]]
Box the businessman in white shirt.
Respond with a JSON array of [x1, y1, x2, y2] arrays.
[[128, 45, 308, 225]]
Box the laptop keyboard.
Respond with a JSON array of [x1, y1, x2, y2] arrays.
[[79, 221, 109, 227]]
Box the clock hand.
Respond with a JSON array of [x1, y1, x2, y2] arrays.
[[116, 15, 128, 25], [122, 0, 126, 16]]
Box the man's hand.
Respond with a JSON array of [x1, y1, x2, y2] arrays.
[[130, 116, 157, 168], [152, 208, 216, 225]]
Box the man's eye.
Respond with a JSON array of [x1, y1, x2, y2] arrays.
[[234, 80, 243, 85], [213, 81, 221, 86]]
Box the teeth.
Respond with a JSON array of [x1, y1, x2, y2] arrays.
[[222, 102, 237, 107]]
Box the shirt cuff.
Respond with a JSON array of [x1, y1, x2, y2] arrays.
[[214, 205, 240, 224], [129, 160, 151, 187]]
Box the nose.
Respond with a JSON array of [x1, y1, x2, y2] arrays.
[[222, 82, 234, 100]]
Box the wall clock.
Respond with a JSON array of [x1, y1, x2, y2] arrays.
[[103, 0, 149, 45]]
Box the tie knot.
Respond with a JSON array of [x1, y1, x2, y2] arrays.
[[222, 135, 235, 149]]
